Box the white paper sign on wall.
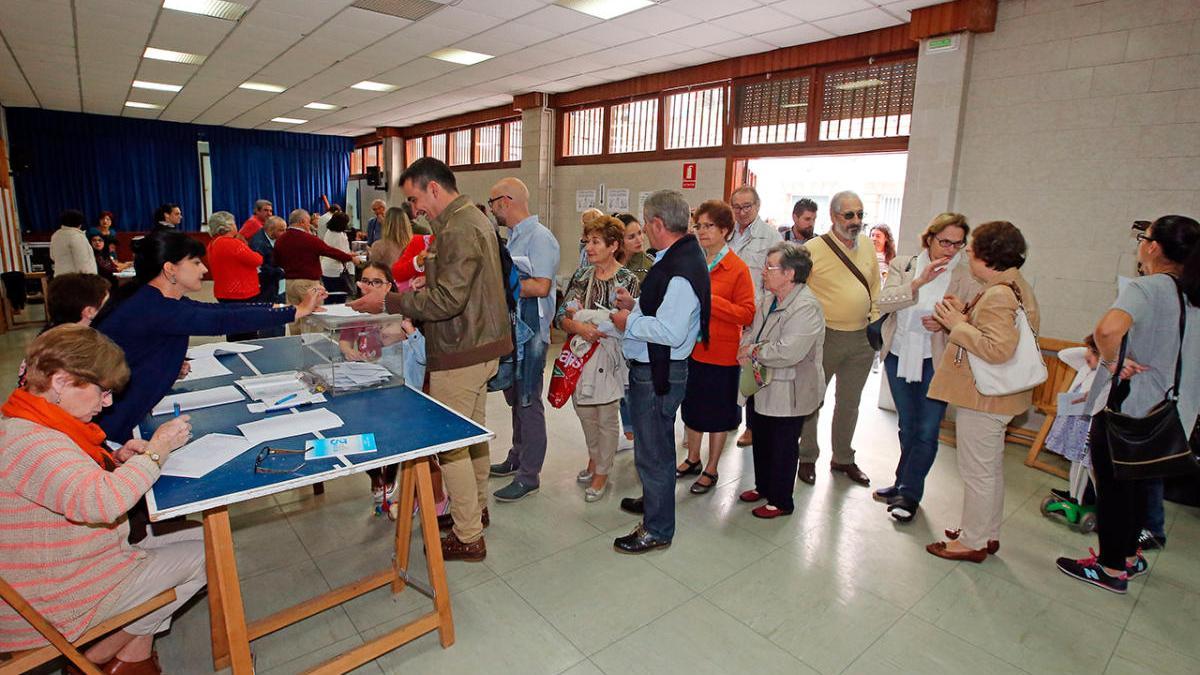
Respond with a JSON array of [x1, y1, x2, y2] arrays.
[[576, 189, 597, 213], [638, 191, 654, 215], [608, 188, 630, 212]]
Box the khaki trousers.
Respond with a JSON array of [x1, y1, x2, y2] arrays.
[[799, 327, 875, 464], [94, 527, 207, 636], [573, 399, 619, 476], [285, 279, 323, 334], [429, 359, 498, 543], [954, 407, 1013, 549]]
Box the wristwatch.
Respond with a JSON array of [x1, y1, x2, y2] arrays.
[[149, 452, 162, 466]]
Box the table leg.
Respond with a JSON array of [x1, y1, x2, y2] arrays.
[[415, 458, 454, 647], [203, 516, 228, 671], [203, 507, 254, 673], [392, 460, 417, 595]]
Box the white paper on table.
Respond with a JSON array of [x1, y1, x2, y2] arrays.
[[235, 371, 308, 401], [1057, 392, 1087, 416], [160, 433, 256, 479], [320, 304, 370, 317], [151, 386, 245, 416], [237, 408, 344, 444], [179, 356, 232, 382], [186, 342, 262, 359], [247, 393, 326, 413]]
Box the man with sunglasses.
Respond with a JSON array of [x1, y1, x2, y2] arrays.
[[796, 190, 879, 487]]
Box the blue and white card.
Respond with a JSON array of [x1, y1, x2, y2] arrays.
[[304, 433, 378, 461]]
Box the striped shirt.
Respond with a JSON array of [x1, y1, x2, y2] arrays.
[[0, 417, 159, 651]]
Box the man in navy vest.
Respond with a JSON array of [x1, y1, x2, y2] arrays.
[[610, 190, 710, 554]]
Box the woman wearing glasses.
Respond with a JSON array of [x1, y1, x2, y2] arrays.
[[0, 325, 199, 673], [875, 213, 979, 523]]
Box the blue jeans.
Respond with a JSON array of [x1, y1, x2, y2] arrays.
[[628, 361, 687, 541], [884, 353, 948, 503], [619, 387, 633, 434], [1145, 478, 1166, 537]]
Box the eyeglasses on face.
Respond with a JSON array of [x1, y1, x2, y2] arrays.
[[839, 210, 865, 220], [731, 203, 756, 212], [1135, 233, 1155, 244], [486, 195, 510, 207], [361, 278, 390, 288], [254, 446, 307, 475], [934, 237, 967, 249], [763, 263, 782, 271]]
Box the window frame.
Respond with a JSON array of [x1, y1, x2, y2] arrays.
[[349, 140, 384, 180], [402, 116, 522, 172]]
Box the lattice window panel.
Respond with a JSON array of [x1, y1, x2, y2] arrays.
[[819, 60, 916, 141], [562, 107, 604, 156], [665, 86, 723, 149], [609, 98, 658, 154], [734, 74, 809, 145]]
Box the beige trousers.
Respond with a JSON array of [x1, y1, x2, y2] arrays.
[[573, 399, 619, 476], [285, 278, 322, 334], [799, 327, 875, 464], [429, 359, 498, 543], [954, 407, 1014, 549], [94, 527, 207, 636]]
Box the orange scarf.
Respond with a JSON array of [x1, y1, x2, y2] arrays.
[[2, 388, 116, 470]]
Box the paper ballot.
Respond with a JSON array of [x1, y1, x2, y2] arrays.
[[237, 408, 344, 444], [151, 386, 244, 415], [247, 393, 327, 413], [160, 433, 255, 479], [179, 356, 232, 382], [186, 342, 262, 359], [235, 371, 309, 401], [320, 304, 370, 317]]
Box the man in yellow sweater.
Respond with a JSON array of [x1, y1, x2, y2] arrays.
[[798, 191, 879, 487]]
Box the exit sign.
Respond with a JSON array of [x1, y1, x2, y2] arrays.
[[926, 34, 960, 53]]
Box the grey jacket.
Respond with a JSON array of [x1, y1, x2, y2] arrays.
[[738, 284, 827, 417]]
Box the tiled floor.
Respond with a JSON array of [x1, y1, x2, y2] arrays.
[[3, 320, 1198, 675]]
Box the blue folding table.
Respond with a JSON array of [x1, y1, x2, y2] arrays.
[[142, 336, 491, 674]]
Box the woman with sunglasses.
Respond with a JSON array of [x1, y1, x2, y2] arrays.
[[0, 325, 199, 673], [874, 213, 979, 523]]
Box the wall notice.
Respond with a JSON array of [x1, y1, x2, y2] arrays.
[[607, 188, 630, 212], [575, 189, 597, 212]]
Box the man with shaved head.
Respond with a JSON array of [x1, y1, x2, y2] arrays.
[[487, 177, 560, 502]]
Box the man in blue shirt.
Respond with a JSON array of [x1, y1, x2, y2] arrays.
[[487, 178, 561, 502], [366, 198, 386, 245], [610, 190, 710, 553]]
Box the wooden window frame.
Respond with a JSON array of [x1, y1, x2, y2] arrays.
[[607, 95, 660, 157], [349, 140, 384, 180], [402, 116, 522, 172]]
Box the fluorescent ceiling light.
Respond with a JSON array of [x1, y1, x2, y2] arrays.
[[304, 102, 339, 110], [428, 48, 493, 65], [272, 117, 306, 124], [834, 78, 885, 91], [125, 101, 161, 109], [351, 80, 397, 92], [143, 46, 205, 65], [162, 0, 248, 21], [239, 81, 286, 93], [555, 0, 653, 20], [132, 80, 183, 92]]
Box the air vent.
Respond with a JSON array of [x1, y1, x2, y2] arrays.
[[350, 0, 445, 21]]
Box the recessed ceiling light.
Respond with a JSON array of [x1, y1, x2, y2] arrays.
[[304, 102, 339, 110], [162, 0, 248, 21], [834, 78, 885, 91], [351, 81, 397, 92], [555, 0, 654, 20], [239, 81, 286, 93], [272, 117, 306, 124], [125, 101, 161, 109], [143, 47, 205, 65], [428, 48, 493, 65], [132, 80, 183, 92]]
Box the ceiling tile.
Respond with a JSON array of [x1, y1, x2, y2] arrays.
[[452, 0, 546, 21], [758, 22, 837, 48], [771, 0, 875, 21], [514, 5, 602, 33], [661, 22, 744, 46], [814, 8, 901, 36], [661, 0, 762, 21], [604, 5, 700, 36], [705, 36, 776, 58], [879, 0, 946, 20], [150, 10, 236, 56], [724, 6, 800, 36]]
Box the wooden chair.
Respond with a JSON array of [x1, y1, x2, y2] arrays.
[[0, 576, 175, 675]]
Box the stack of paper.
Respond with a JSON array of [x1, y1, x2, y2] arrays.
[[160, 433, 256, 479], [186, 342, 262, 359], [309, 362, 393, 389], [247, 393, 327, 413], [235, 371, 309, 401], [151, 386, 245, 416], [237, 408, 344, 444], [179, 356, 232, 382]]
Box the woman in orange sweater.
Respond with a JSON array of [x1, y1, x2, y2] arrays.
[[677, 200, 756, 494]]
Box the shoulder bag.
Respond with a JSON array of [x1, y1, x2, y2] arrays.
[[1096, 278, 1200, 480], [965, 282, 1048, 396], [819, 234, 882, 350]]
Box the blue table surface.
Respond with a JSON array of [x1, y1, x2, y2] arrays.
[[144, 336, 489, 518]]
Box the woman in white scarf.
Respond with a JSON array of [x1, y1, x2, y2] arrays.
[[874, 213, 981, 522]]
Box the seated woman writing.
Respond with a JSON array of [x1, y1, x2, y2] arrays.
[[0, 325, 198, 674]]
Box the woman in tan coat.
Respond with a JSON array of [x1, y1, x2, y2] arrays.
[[925, 221, 1040, 562]]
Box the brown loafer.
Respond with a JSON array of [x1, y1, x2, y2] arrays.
[[944, 528, 1000, 554], [736, 429, 753, 447], [101, 651, 162, 675], [926, 541, 987, 563], [437, 507, 489, 532], [797, 462, 816, 485], [830, 462, 870, 486], [441, 532, 486, 562]]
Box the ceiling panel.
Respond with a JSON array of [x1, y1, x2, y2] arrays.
[[758, 22, 837, 48], [662, 0, 763, 21], [604, 5, 700, 36], [814, 8, 902, 36], [771, 0, 875, 21]]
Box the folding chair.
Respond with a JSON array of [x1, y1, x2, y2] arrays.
[[0, 575, 175, 675]]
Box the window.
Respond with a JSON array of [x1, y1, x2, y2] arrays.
[[505, 119, 523, 162], [609, 98, 657, 154], [476, 124, 501, 164], [426, 133, 447, 162], [562, 106, 603, 156], [405, 138, 424, 166], [664, 86, 723, 149], [448, 129, 471, 166], [350, 151, 363, 175], [350, 141, 382, 177], [819, 59, 916, 141], [734, 74, 810, 145]]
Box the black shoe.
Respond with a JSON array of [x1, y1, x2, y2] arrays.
[[613, 524, 671, 554], [1137, 529, 1166, 551], [830, 462, 870, 486], [797, 462, 816, 485], [888, 496, 918, 523], [1056, 550, 1128, 594], [873, 486, 900, 503], [620, 497, 644, 514], [675, 458, 702, 479]]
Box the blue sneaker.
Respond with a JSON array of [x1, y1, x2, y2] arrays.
[[493, 480, 538, 502], [1056, 549, 1128, 594], [1126, 552, 1149, 579]]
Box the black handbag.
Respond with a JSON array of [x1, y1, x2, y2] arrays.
[[1098, 278, 1200, 481]]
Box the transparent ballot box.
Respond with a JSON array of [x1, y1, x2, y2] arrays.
[[301, 309, 408, 394]]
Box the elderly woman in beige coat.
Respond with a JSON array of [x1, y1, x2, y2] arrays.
[[875, 213, 981, 523], [925, 221, 1040, 563], [737, 242, 826, 518]]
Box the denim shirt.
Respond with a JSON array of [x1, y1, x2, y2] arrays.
[[621, 246, 702, 362]]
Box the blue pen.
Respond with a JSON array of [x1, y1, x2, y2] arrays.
[[273, 393, 298, 406], [173, 402, 181, 417]]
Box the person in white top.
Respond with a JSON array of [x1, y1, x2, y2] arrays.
[[49, 209, 98, 275], [320, 212, 356, 301]]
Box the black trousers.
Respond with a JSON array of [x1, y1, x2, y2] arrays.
[[748, 397, 807, 512], [1090, 421, 1149, 569]]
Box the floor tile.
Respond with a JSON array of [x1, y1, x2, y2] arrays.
[[284, 492, 398, 558], [228, 502, 309, 581], [640, 508, 778, 593], [557, 659, 604, 675], [260, 635, 381, 675], [843, 615, 1028, 675], [1104, 630, 1200, 675], [1124, 575, 1200, 660], [477, 487, 606, 576], [590, 597, 814, 675]]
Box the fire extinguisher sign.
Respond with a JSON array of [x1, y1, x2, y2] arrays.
[[681, 162, 697, 189]]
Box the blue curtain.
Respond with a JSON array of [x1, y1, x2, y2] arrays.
[[5, 107, 352, 233]]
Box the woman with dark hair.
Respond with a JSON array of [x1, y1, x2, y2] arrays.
[[87, 210, 120, 256], [925, 221, 1040, 563], [91, 233, 131, 282], [321, 212, 355, 300], [870, 224, 897, 280], [676, 200, 755, 494], [615, 213, 653, 283], [94, 229, 327, 443], [1057, 215, 1200, 593]]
